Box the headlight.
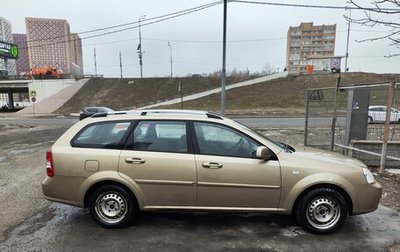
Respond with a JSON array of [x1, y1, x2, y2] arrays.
[[363, 168, 375, 184]]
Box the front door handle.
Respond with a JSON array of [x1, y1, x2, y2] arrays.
[[202, 162, 223, 169], [125, 157, 145, 164]]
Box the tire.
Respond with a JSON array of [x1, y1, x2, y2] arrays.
[[295, 188, 348, 234], [368, 116, 373, 124], [89, 185, 137, 228]]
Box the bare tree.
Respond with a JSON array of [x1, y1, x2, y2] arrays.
[[347, 1, 400, 57]]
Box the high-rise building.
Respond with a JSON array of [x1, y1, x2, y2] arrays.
[[286, 22, 336, 74], [70, 33, 83, 75], [25, 17, 83, 75], [12, 33, 30, 75], [0, 17, 17, 75]]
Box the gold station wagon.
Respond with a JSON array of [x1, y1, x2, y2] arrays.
[[42, 110, 382, 234]]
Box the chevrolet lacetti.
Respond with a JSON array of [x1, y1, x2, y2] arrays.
[[42, 110, 382, 234]]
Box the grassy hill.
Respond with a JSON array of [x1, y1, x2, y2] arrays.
[[57, 72, 400, 116], [56, 76, 248, 114], [161, 72, 400, 116]]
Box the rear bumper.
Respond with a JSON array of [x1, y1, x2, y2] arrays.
[[42, 176, 85, 207]]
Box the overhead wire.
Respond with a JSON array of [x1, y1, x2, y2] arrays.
[[22, 1, 222, 50], [22, 0, 400, 50], [231, 0, 400, 11], [15, 0, 400, 72]]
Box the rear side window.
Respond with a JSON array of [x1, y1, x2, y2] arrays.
[[131, 121, 188, 153], [71, 121, 131, 149]]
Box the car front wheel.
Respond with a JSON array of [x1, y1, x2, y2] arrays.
[[89, 185, 137, 228], [295, 188, 348, 234]]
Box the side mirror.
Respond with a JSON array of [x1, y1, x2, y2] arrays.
[[256, 146, 273, 160]]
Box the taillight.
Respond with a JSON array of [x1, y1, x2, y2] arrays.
[[46, 149, 54, 177]]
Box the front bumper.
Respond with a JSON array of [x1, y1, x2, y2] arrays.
[[352, 181, 382, 215]]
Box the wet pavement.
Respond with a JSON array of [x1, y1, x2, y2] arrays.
[[1, 203, 400, 251]]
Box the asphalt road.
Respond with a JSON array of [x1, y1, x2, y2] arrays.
[[0, 116, 346, 128], [1, 203, 400, 251], [0, 117, 78, 128]]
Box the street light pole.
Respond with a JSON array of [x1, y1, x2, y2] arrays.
[[344, 7, 351, 72], [220, 0, 227, 116], [94, 48, 98, 76], [168, 42, 173, 77], [119, 51, 123, 78], [137, 15, 146, 78]]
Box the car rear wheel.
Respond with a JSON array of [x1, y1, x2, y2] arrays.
[[368, 116, 373, 124], [295, 188, 348, 234], [89, 185, 137, 228]]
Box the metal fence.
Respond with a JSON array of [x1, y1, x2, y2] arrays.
[[304, 80, 400, 171]]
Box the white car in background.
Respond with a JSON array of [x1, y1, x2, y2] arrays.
[[368, 106, 400, 123]]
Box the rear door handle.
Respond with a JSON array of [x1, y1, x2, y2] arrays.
[[202, 162, 223, 169], [125, 158, 145, 164]]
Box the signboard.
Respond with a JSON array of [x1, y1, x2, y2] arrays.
[[31, 97, 36, 102], [309, 57, 342, 73], [331, 57, 341, 73], [30, 90, 37, 97], [310, 58, 331, 72], [0, 41, 19, 59]]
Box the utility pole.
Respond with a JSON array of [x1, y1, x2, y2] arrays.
[[137, 15, 146, 78], [168, 42, 173, 77], [94, 48, 98, 76], [119, 52, 123, 78], [220, 0, 227, 116], [344, 7, 351, 72]]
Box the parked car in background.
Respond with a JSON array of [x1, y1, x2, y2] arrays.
[[79, 106, 114, 120], [368, 106, 400, 123], [42, 110, 381, 234]]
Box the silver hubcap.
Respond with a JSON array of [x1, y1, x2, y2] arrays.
[[306, 197, 340, 230], [95, 192, 127, 224]]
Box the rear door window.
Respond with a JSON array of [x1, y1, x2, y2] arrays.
[[129, 121, 188, 153]]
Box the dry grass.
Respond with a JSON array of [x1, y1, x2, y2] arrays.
[[56, 76, 250, 114], [57, 73, 400, 115]]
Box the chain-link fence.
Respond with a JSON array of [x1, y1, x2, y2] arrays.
[[304, 81, 400, 169], [304, 86, 348, 149]]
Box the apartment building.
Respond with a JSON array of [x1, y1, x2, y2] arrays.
[[12, 33, 30, 75], [0, 17, 17, 75], [25, 17, 83, 75], [286, 22, 336, 74]]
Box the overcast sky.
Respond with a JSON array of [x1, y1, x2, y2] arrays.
[[2, 0, 400, 77]]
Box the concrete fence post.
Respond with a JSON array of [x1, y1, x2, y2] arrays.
[[379, 82, 394, 174]]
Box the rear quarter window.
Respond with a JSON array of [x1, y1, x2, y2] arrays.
[[71, 121, 131, 149]]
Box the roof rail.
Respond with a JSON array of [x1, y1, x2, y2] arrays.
[[90, 109, 224, 120], [206, 111, 223, 119], [91, 112, 108, 118], [138, 109, 223, 119]]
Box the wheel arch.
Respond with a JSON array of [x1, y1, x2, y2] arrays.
[[83, 180, 139, 208], [292, 183, 353, 216]]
